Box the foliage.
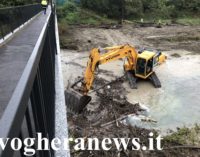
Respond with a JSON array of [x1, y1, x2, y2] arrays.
[[57, 1, 117, 25], [125, 0, 143, 18], [176, 17, 200, 26], [57, 0, 66, 5], [163, 125, 200, 146], [0, 0, 39, 7], [80, 0, 200, 19], [57, 1, 78, 19], [80, 0, 123, 18]]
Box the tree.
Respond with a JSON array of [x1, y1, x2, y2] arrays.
[[125, 0, 143, 18], [0, 0, 39, 7], [80, 0, 200, 19]]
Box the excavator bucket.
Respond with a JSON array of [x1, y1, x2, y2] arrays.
[[65, 88, 92, 113]]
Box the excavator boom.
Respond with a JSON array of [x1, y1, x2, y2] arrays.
[[83, 45, 138, 93], [65, 45, 166, 113]]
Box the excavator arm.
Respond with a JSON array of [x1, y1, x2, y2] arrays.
[[65, 44, 166, 113], [82, 45, 138, 93]]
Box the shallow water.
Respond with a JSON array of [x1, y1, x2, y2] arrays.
[[126, 52, 200, 133]]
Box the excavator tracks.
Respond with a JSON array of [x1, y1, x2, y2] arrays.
[[126, 71, 137, 89], [149, 72, 161, 88]]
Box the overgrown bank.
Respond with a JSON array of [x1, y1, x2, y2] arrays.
[[57, 0, 200, 23], [80, 0, 200, 19], [57, 0, 200, 49]]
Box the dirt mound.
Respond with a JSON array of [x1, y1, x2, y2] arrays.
[[62, 24, 200, 54]]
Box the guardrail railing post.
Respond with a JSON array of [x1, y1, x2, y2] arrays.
[[0, 21, 4, 39]]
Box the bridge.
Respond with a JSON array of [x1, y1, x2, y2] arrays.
[[0, 3, 70, 157]]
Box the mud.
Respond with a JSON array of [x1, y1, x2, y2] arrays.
[[61, 24, 200, 156], [64, 25, 200, 53]]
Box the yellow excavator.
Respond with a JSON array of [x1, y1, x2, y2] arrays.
[[65, 44, 166, 113]]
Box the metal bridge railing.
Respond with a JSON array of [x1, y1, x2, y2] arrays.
[[0, 10, 57, 157], [0, 4, 42, 39]]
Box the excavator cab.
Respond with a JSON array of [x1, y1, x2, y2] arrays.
[[135, 58, 147, 76], [135, 57, 154, 77], [134, 50, 166, 88], [135, 51, 155, 79]]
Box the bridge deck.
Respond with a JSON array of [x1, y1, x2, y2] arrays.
[[0, 8, 50, 118]]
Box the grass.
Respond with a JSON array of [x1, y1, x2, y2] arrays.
[[64, 9, 116, 25], [175, 17, 200, 25], [57, 20, 78, 49], [57, 1, 117, 49], [57, 1, 200, 26], [163, 125, 200, 146], [57, 2, 117, 26], [79, 9, 117, 25], [156, 17, 200, 26]]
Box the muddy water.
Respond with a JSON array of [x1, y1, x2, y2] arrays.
[[61, 50, 200, 133], [126, 50, 200, 133]]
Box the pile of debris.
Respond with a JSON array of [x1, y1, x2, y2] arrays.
[[67, 77, 161, 157]]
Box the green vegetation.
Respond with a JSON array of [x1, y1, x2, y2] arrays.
[[57, 0, 200, 26], [176, 17, 200, 26], [164, 125, 200, 146], [0, 0, 39, 8], [159, 17, 200, 26], [57, 1, 116, 25], [57, 0, 200, 49], [57, 1, 117, 49], [58, 20, 78, 49], [80, 0, 200, 19], [57, 0, 66, 5]]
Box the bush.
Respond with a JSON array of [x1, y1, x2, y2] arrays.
[[57, 1, 78, 20], [57, 1, 117, 25], [80, 0, 200, 20], [0, 0, 39, 7]]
